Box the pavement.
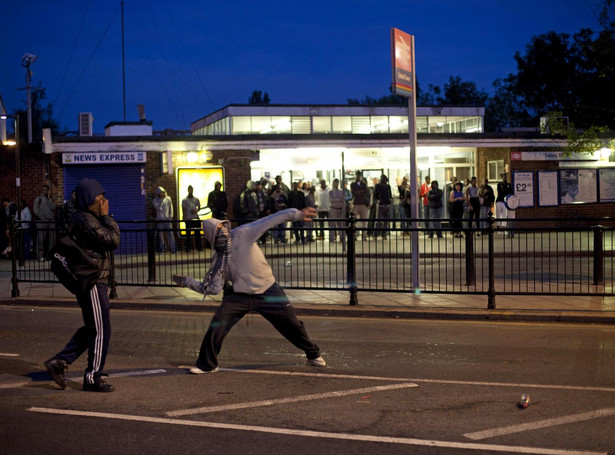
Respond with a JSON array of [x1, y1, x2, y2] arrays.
[[1, 258, 614, 324]]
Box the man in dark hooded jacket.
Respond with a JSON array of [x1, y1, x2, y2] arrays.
[[44, 178, 120, 393]]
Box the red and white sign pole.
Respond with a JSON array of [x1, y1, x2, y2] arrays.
[[391, 28, 419, 290]]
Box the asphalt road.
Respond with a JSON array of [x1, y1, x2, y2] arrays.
[[1, 305, 614, 454]]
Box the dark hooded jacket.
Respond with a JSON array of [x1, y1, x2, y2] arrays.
[[69, 178, 120, 285]]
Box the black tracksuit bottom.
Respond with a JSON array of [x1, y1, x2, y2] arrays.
[[54, 284, 111, 385], [196, 282, 321, 371]]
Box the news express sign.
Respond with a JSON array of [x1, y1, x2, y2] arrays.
[[391, 28, 414, 98], [62, 152, 146, 164]]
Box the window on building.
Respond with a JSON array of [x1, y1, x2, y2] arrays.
[[313, 116, 332, 133], [487, 160, 505, 182], [332, 116, 352, 133]]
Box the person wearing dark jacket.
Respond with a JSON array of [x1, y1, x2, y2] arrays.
[[427, 180, 444, 238], [373, 174, 392, 239], [44, 178, 120, 393]]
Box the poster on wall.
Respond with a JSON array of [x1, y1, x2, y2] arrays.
[[599, 168, 615, 202], [538, 171, 558, 207], [559, 169, 597, 204], [512, 171, 534, 207]]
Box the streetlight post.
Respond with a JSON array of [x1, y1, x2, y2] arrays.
[[2, 113, 21, 295]]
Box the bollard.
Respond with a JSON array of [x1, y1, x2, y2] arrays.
[[465, 227, 476, 286], [109, 251, 117, 299], [592, 225, 605, 286], [487, 210, 496, 309], [346, 212, 358, 306]]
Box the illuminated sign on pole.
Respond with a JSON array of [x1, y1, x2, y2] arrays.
[[391, 28, 414, 98]]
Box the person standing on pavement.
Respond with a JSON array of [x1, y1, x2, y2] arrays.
[[172, 206, 326, 373], [44, 178, 121, 393], [420, 176, 431, 230], [427, 180, 444, 238], [496, 173, 513, 233], [33, 184, 56, 261], [373, 174, 392, 239], [350, 171, 370, 239], [315, 179, 330, 240], [206, 181, 228, 220], [183, 185, 203, 252], [479, 178, 495, 231], [153, 187, 176, 253]]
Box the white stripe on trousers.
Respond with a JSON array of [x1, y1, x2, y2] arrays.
[[86, 286, 104, 385]]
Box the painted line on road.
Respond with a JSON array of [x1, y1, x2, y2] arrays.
[[110, 369, 167, 378], [28, 407, 606, 455], [216, 367, 615, 393], [464, 408, 615, 441], [67, 368, 167, 382], [167, 382, 418, 417], [0, 353, 20, 357]]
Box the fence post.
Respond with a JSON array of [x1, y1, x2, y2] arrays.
[[487, 210, 496, 309], [10, 217, 19, 297], [147, 225, 157, 283], [592, 225, 605, 286], [109, 251, 117, 299], [347, 212, 358, 306], [465, 227, 475, 286]]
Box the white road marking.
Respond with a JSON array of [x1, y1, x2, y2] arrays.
[[464, 408, 615, 441], [28, 407, 606, 455], [0, 353, 20, 357], [167, 382, 418, 417], [109, 369, 167, 378], [218, 367, 615, 393], [66, 368, 167, 381], [0, 380, 29, 389]]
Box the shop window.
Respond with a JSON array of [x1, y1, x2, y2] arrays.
[[332, 116, 352, 133], [232, 116, 251, 134], [487, 160, 505, 182], [313, 116, 332, 133]]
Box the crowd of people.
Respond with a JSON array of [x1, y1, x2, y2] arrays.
[[0, 173, 517, 262], [0, 184, 69, 262]]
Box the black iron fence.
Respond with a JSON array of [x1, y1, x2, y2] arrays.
[[8, 215, 615, 307]]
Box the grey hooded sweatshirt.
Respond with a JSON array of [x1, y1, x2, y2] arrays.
[[201, 208, 306, 294]]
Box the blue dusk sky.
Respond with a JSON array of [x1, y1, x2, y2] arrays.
[[0, 0, 603, 133]]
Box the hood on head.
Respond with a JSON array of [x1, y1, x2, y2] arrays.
[[155, 186, 167, 197], [202, 218, 231, 246], [75, 178, 105, 210]]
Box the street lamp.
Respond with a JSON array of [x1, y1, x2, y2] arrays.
[[1, 113, 21, 295], [21, 53, 37, 144], [1, 113, 21, 221]]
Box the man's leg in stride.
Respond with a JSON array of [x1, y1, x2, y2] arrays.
[[196, 292, 250, 371], [255, 283, 321, 360]]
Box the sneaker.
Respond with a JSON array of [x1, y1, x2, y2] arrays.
[[45, 358, 68, 389], [83, 379, 115, 393], [189, 366, 219, 374], [306, 356, 326, 367]]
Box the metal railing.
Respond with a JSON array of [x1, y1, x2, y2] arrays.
[[8, 215, 614, 308]]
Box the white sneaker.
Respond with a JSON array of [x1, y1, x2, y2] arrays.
[[306, 356, 326, 367], [189, 366, 219, 374]]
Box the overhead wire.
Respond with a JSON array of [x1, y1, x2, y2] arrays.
[[161, 1, 213, 109], [52, 1, 92, 113], [57, 3, 121, 122], [126, 8, 185, 129]]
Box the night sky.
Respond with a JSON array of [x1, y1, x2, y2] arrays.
[[0, 0, 602, 133]]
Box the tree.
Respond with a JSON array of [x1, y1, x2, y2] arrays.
[[347, 86, 406, 105], [248, 90, 270, 105], [500, 29, 615, 129], [543, 110, 614, 155], [13, 83, 61, 143]]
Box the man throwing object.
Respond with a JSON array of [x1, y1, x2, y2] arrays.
[[173, 207, 326, 373]]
